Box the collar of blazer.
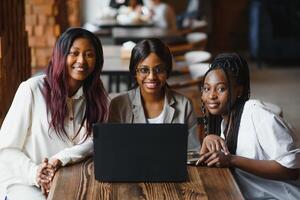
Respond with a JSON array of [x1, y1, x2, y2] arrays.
[[129, 86, 176, 123]]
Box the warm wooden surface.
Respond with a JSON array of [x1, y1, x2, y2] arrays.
[[0, 0, 31, 125], [48, 158, 244, 200]]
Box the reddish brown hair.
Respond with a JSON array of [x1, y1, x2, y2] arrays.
[[43, 27, 109, 140]]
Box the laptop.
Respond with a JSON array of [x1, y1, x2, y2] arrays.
[[93, 123, 188, 182]]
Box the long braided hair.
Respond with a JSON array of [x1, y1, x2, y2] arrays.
[[201, 53, 250, 154]]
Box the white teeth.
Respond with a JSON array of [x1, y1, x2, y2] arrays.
[[73, 66, 85, 72], [207, 103, 218, 108], [77, 68, 84, 71], [144, 82, 158, 89]]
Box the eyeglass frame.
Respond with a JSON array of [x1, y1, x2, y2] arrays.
[[135, 65, 167, 77]]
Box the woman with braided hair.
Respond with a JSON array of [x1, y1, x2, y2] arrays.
[[197, 53, 300, 199]]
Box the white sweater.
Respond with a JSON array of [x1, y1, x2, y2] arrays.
[[0, 75, 93, 199]]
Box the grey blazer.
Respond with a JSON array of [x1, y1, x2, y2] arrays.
[[108, 87, 200, 151]]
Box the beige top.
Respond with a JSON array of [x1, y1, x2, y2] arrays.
[[108, 87, 200, 151], [0, 75, 93, 199]]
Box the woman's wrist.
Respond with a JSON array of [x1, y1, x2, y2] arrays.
[[228, 154, 236, 168]]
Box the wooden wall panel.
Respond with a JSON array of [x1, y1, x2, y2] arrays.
[[208, 0, 249, 55], [0, 0, 80, 125], [0, 0, 31, 125]]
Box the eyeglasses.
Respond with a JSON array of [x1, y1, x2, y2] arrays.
[[136, 66, 167, 76]]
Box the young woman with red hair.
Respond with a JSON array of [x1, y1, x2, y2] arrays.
[[0, 28, 109, 199]]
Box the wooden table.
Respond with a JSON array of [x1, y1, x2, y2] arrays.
[[92, 19, 154, 39], [103, 45, 129, 73], [102, 45, 131, 92], [95, 19, 154, 29], [48, 158, 244, 200]]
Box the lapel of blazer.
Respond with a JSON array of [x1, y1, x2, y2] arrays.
[[164, 87, 175, 123], [129, 87, 147, 123], [129, 86, 176, 123]]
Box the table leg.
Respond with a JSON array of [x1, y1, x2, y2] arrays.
[[116, 75, 120, 92], [108, 75, 113, 93], [127, 75, 132, 90]]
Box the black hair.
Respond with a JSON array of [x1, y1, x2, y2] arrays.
[[202, 53, 250, 154], [129, 38, 173, 87]]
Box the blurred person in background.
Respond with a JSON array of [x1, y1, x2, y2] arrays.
[[109, 0, 144, 9], [148, 0, 177, 30]]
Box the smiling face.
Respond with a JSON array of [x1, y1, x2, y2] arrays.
[[66, 37, 96, 93], [135, 53, 167, 97], [202, 69, 235, 116]]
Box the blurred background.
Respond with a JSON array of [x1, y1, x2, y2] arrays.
[[0, 0, 299, 136]]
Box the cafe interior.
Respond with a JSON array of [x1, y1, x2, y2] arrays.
[[0, 0, 300, 198], [1, 0, 299, 135]]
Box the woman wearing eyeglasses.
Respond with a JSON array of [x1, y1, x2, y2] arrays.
[[108, 38, 200, 151]]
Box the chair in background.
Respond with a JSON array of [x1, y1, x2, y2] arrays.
[[169, 62, 210, 142], [169, 77, 205, 142], [186, 32, 207, 46], [187, 62, 209, 80], [169, 30, 211, 74], [169, 45, 211, 92], [184, 50, 211, 65], [168, 32, 208, 57]]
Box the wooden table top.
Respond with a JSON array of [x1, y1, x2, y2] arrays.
[[102, 45, 130, 73], [95, 19, 154, 28], [48, 158, 244, 200]]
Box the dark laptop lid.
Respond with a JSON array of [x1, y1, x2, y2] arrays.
[[93, 123, 188, 182]]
